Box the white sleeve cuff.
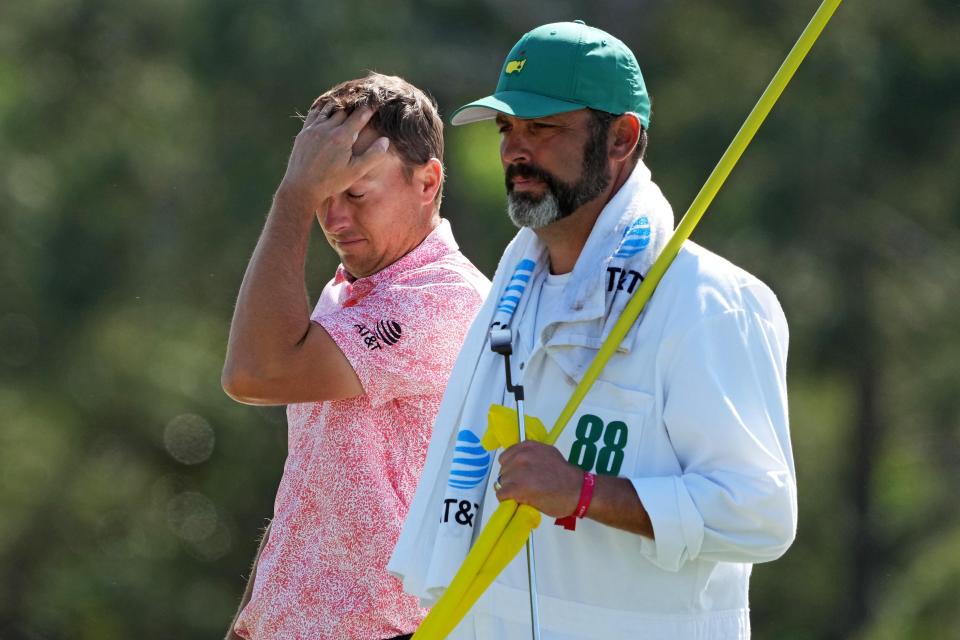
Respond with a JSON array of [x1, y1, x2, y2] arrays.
[[630, 475, 705, 572]]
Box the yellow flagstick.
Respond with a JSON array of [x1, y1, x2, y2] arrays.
[[412, 500, 520, 638], [414, 1, 844, 636], [446, 505, 542, 630], [414, 409, 547, 639], [548, 0, 843, 444]]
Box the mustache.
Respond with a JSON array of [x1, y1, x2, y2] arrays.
[[505, 163, 556, 190]]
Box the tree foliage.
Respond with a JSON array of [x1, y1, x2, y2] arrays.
[[1, 0, 957, 638]]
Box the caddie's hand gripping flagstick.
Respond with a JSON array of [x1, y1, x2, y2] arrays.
[[489, 328, 541, 640], [413, 1, 843, 637]]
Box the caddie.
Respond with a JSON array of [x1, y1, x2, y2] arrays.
[[389, 21, 797, 639], [221, 73, 489, 640]]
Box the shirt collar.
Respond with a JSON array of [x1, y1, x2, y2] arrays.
[[334, 219, 459, 296]]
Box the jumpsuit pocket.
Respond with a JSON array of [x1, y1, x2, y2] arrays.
[[554, 380, 653, 478]]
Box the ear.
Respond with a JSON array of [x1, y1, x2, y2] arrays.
[[608, 113, 642, 162], [413, 158, 444, 209]]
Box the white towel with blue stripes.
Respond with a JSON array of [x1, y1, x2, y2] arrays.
[[388, 161, 674, 604]]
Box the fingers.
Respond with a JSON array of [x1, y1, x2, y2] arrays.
[[351, 136, 390, 173], [495, 450, 522, 502], [305, 100, 336, 128], [302, 108, 320, 129], [304, 102, 374, 139], [318, 101, 336, 119], [284, 100, 386, 199], [342, 106, 376, 139], [494, 472, 512, 502], [498, 439, 546, 467], [493, 470, 531, 506], [325, 104, 349, 127]]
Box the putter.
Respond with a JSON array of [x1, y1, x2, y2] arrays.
[[489, 327, 542, 640]]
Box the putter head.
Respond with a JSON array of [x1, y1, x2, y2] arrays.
[[489, 328, 513, 356]]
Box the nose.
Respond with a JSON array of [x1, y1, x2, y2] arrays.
[[500, 127, 531, 166], [319, 196, 352, 234]]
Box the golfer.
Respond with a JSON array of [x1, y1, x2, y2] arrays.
[[221, 73, 488, 640], [390, 22, 796, 639]]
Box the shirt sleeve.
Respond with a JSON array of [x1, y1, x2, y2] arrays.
[[630, 305, 797, 572], [316, 276, 483, 408]]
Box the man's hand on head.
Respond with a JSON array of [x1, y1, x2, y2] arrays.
[[278, 102, 391, 212], [494, 440, 582, 518], [223, 100, 379, 406]]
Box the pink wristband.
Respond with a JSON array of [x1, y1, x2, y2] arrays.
[[554, 471, 597, 531], [574, 471, 596, 517]]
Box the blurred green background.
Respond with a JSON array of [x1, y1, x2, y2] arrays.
[[1, 0, 958, 638]]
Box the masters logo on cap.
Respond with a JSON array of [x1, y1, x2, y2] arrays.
[[505, 58, 526, 74], [451, 20, 650, 128]]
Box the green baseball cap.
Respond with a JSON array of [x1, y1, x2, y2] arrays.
[[451, 20, 650, 128]]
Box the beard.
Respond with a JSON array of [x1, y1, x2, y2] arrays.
[[505, 129, 611, 230]]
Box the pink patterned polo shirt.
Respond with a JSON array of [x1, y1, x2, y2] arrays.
[[235, 220, 489, 640]]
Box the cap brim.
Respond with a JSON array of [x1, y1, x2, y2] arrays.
[[450, 90, 587, 126]]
